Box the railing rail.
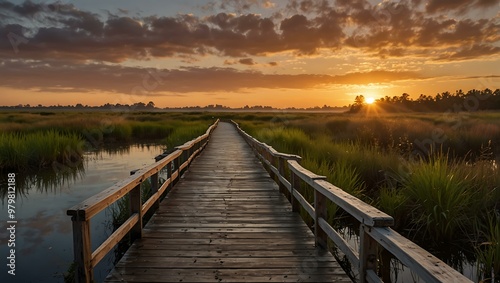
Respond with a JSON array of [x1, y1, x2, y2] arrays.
[[67, 119, 219, 283], [231, 120, 472, 283]]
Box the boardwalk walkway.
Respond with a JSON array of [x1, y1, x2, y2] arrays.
[[105, 122, 351, 282]]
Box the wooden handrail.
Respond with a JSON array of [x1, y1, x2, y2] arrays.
[[231, 120, 472, 283], [67, 119, 219, 283]]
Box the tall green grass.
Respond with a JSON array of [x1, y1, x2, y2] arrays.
[[163, 122, 212, 149], [0, 130, 84, 170], [395, 154, 482, 242], [475, 212, 500, 282]]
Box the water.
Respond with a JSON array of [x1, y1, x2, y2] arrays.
[[0, 144, 164, 283]]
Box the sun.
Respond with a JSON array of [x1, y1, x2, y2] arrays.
[[366, 97, 375, 104]]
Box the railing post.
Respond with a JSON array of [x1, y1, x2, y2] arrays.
[[359, 224, 378, 283], [267, 151, 275, 179], [174, 153, 181, 181], [71, 215, 93, 283], [151, 172, 160, 211], [167, 160, 173, 193], [314, 191, 328, 249], [129, 184, 143, 241], [290, 171, 301, 212], [129, 171, 143, 241], [277, 157, 286, 195]]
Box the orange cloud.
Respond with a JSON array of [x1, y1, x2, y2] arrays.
[[0, 60, 426, 94]]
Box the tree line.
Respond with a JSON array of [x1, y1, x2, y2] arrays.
[[350, 88, 500, 112]]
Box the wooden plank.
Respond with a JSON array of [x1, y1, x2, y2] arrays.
[[288, 160, 327, 183], [318, 217, 359, 267], [107, 268, 350, 282], [293, 189, 315, 218], [141, 232, 317, 240], [91, 213, 139, 267], [366, 270, 384, 283], [128, 237, 316, 245], [314, 180, 394, 227]]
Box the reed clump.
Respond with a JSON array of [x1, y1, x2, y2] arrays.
[[0, 130, 84, 171]]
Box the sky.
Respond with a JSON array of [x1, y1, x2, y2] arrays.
[[0, 0, 499, 108]]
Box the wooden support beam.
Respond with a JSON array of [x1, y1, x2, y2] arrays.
[[129, 172, 143, 242], [71, 216, 92, 283], [359, 224, 378, 283], [314, 190, 328, 249], [290, 171, 301, 212]]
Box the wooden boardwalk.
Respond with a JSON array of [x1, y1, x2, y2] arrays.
[[105, 122, 351, 282]]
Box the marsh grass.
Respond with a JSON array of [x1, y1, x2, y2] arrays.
[[377, 186, 409, 230], [0, 130, 84, 171], [475, 212, 500, 282], [396, 154, 482, 242], [163, 121, 213, 149]]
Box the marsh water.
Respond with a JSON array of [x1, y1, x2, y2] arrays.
[[0, 144, 164, 283]]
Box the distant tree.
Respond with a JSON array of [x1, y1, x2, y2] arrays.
[[350, 95, 366, 112]]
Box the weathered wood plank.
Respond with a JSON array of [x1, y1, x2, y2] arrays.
[[91, 213, 139, 267], [314, 179, 394, 227], [107, 268, 350, 283]]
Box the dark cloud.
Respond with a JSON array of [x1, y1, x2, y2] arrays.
[[268, 61, 278, 66], [0, 60, 425, 94], [201, 0, 275, 14], [343, 1, 500, 59], [424, 0, 500, 13], [438, 44, 500, 61], [0, 0, 498, 63], [239, 58, 255, 65]]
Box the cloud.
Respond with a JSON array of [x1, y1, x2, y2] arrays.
[[0, 0, 498, 63], [438, 44, 500, 61], [423, 0, 500, 13], [201, 0, 276, 13], [239, 58, 255, 65], [0, 60, 425, 94]]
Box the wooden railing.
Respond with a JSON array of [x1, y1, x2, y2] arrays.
[[232, 121, 472, 283], [67, 120, 219, 283]]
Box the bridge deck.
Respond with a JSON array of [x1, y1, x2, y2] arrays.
[[105, 122, 351, 282]]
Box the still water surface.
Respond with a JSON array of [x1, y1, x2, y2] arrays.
[[0, 144, 164, 283]]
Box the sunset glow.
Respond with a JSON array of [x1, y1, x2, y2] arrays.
[[366, 97, 376, 104], [0, 0, 499, 108]]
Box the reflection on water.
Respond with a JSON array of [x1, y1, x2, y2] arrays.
[[0, 163, 85, 200], [0, 143, 164, 283]]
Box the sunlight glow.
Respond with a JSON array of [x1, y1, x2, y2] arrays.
[[366, 97, 375, 104]]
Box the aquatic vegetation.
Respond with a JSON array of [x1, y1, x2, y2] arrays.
[[0, 130, 84, 171], [475, 212, 500, 283]]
